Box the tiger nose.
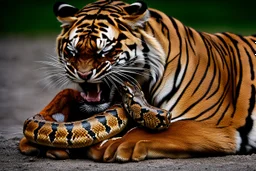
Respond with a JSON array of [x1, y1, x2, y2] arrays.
[[77, 71, 92, 79]]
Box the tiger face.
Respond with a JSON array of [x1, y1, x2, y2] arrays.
[[53, 1, 165, 114]]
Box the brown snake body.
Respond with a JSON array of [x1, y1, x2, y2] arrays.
[[23, 83, 171, 148]]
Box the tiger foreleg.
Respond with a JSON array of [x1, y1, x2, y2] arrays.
[[19, 89, 82, 159], [87, 120, 237, 162]]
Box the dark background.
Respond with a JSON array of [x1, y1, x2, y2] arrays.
[[1, 0, 256, 36]]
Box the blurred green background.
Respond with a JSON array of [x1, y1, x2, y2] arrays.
[[1, 0, 255, 36]]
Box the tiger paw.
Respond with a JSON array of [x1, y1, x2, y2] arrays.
[[87, 136, 149, 162]]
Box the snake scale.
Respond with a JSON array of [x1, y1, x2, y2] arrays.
[[23, 82, 172, 148]]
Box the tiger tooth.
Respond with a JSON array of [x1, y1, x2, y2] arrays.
[[97, 83, 100, 93]]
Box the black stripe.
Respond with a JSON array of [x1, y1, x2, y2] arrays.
[[104, 4, 125, 15], [222, 33, 243, 118], [157, 24, 184, 105], [216, 103, 230, 126], [23, 119, 32, 135], [237, 35, 256, 55], [48, 123, 58, 143], [118, 32, 128, 40], [172, 35, 215, 118], [146, 22, 155, 37], [117, 22, 128, 31], [64, 123, 74, 146], [141, 36, 150, 53], [149, 10, 162, 22], [187, 77, 231, 121], [198, 84, 231, 122], [78, 23, 90, 28], [206, 36, 230, 100], [90, 0, 109, 5], [33, 121, 44, 142], [170, 48, 200, 120], [184, 27, 196, 55], [95, 115, 111, 133], [188, 26, 196, 44], [192, 34, 212, 95], [99, 27, 108, 32], [149, 16, 171, 97], [127, 43, 137, 51], [216, 34, 236, 119], [76, 0, 113, 38], [237, 85, 255, 153], [79, 8, 99, 14], [107, 109, 123, 127], [75, 16, 87, 25], [76, 29, 85, 33], [159, 18, 188, 105], [165, 41, 189, 111], [244, 48, 255, 81], [215, 35, 230, 55], [162, 21, 171, 67], [81, 120, 96, 139], [110, 13, 120, 18], [210, 38, 226, 69]]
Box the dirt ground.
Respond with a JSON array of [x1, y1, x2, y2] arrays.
[[1, 36, 256, 171]]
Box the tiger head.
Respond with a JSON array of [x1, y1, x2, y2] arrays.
[[53, 0, 165, 114]]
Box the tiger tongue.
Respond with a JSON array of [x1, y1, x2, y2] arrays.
[[80, 84, 102, 103]]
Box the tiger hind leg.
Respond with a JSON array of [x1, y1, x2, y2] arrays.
[[19, 89, 82, 159], [88, 120, 238, 162]]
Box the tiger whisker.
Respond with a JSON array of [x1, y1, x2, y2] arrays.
[[113, 69, 150, 78], [112, 71, 139, 86], [105, 76, 119, 90]]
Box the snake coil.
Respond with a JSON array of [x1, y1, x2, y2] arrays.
[[23, 82, 171, 148]]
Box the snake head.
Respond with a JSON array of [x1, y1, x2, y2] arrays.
[[118, 81, 146, 107], [119, 82, 144, 97]]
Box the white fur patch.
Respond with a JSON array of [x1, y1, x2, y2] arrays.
[[69, 27, 78, 40], [247, 112, 256, 151], [58, 4, 76, 11], [52, 113, 65, 122], [96, 38, 107, 54], [235, 131, 242, 152], [128, 10, 150, 29], [105, 27, 115, 40], [130, 2, 142, 8]]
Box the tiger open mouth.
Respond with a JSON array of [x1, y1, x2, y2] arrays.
[[79, 82, 117, 114]]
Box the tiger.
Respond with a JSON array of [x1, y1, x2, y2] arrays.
[[19, 0, 256, 162]]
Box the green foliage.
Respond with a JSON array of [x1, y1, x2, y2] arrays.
[[1, 0, 255, 36]]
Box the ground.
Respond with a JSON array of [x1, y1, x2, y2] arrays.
[[0, 36, 256, 171]]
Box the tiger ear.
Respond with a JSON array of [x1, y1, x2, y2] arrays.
[[123, 1, 150, 29], [53, 2, 79, 27]]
